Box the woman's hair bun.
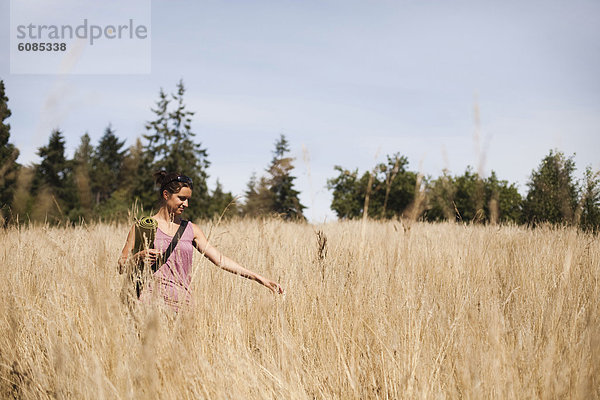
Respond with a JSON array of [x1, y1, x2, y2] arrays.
[[153, 170, 188, 201], [153, 170, 168, 186]]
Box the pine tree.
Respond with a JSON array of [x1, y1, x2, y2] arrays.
[[243, 173, 259, 216], [143, 80, 210, 219], [32, 129, 76, 222], [119, 138, 141, 190], [128, 138, 155, 215], [266, 134, 305, 220], [72, 133, 94, 220], [206, 179, 238, 219], [92, 136, 149, 221], [91, 124, 126, 205], [74, 133, 93, 165], [35, 130, 69, 192], [0, 80, 20, 223], [243, 172, 275, 217]]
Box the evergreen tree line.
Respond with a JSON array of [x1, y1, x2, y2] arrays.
[[327, 150, 600, 231], [1, 78, 599, 230], [0, 80, 305, 224]]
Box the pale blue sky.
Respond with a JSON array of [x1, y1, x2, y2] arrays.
[[2, 0, 599, 221]]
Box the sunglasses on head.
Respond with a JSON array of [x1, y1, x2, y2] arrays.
[[163, 175, 193, 190]]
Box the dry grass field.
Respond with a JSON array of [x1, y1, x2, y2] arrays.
[[0, 219, 598, 399]]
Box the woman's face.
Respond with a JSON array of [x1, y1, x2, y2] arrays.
[[163, 186, 192, 215]]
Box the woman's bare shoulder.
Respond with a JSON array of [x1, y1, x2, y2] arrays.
[[189, 221, 204, 234]]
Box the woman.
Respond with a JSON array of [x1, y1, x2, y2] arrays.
[[118, 171, 284, 310]]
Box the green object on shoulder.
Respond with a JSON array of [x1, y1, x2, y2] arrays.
[[134, 216, 158, 255]]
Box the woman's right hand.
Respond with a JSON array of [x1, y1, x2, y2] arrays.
[[134, 249, 162, 264]]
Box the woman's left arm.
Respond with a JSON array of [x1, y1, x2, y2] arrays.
[[191, 223, 284, 294]]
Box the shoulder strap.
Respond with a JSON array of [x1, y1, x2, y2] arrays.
[[150, 220, 189, 273]]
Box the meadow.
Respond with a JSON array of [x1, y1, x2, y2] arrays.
[[1, 219, 598, 399]]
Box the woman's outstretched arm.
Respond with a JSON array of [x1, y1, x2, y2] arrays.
[[191, 223, 284, 294]]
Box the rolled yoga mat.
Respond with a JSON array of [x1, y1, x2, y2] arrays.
[[134, 216, 158, 255], [131, 217, 158, 298]]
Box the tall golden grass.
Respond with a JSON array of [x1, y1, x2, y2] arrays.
[[1, 219, 598, 399]]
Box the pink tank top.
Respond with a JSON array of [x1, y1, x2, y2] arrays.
[[140, 222, 195, 311]]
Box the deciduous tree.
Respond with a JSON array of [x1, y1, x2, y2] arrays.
[[522, 150, 578, 225], [424, 168, 521, 223], [579, 166, 600, 232], [327, 153, 416, 219]]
